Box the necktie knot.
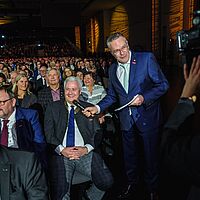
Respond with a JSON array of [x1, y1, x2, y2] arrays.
[[3, 119, 9, 126]]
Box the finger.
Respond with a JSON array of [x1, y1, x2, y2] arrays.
[[190, 57, 197, 74], [183, 64, 188, 80]]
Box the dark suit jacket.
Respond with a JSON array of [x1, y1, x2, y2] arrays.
[[35, 77, 47, 94], [38, 84, 65, 112], [44, 100, 113, 199], [160, 99, 200, 200], [98, 51, 169, 131], [15, 107, 47, 168], [0, 146, 48, 200], [16, 93, 37, 108]]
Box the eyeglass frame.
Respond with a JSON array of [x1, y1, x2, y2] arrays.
[[110, 42, 129, 56], [0, 98, 13, 106]]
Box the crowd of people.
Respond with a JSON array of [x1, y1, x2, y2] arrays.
[[0, 32, 200, 200]]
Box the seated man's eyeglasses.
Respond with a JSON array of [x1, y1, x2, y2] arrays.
[[0, 98, 13, 106]]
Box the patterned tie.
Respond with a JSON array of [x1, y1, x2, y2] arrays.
[[66, 106, 75, 147], [1, 120, 9, 146], [118, 64, 129, 93]]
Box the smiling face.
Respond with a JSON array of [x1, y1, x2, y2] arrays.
[[83, 74, 94, 87], [64, 80, 81, 104], [16, 76, 29, 92], [47, 69, 60, 86], [108, 36, 130, 64]]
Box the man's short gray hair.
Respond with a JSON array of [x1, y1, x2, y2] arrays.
[[106, 32, 128, 48], [47, 67, 60, 77], [64, 76, 82, 91]]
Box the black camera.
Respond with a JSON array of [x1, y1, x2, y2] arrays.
[[176, 10, 200, 67]]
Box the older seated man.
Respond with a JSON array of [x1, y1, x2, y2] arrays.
[[0, 86, 47, 169], [44, 76, 113, 200]]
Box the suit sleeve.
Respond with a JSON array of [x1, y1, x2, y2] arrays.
[[160, 100, 200, 186], [142, 53, 169, 107], [25, 154, 49, 200], [44, 104, 61, 146]]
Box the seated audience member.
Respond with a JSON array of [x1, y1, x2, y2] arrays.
[[0, 145, 49, 200], [160, 55, 200, 200], [75, 70, 84, 85], [62, 67, 74, 81], [81, 71, 115, 156], [81, 71, 106, 105], [0, 86, 47, 169], [0, 72, 7, 85], [38, 68, 65, 112], [2, 65, 11, 83], [34, 63, 48, 94], [12, 73, 37, 108], [44, 76, 113, 200], [10, 70, 19, 86]]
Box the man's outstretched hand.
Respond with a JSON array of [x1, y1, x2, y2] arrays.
[[82, 106, 98, 117]]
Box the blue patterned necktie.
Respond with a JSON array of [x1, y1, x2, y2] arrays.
[[66, 106, 75, 147]]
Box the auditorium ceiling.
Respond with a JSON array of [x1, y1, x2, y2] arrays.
[[0, 0, 125, 28]]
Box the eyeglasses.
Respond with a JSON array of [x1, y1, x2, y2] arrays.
[[111, 43, 129, 56], [0, 98, 13, 106]]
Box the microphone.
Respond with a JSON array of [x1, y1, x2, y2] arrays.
[[73, 100, 85, 110]]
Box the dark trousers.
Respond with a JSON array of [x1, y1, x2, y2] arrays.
[[122, 125, 159, 192]]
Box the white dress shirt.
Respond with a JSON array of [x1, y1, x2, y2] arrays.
[[0, 108, 18, 148], [55, 103, 94, 154]]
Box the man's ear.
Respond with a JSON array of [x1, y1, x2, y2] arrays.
[[12, 98, 16, 107]]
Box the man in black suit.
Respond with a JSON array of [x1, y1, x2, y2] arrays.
[[44, 76, 113, 200], [0, 145, 48, 200], [160, 55, 200, 200], [34, 63, 48, 94]]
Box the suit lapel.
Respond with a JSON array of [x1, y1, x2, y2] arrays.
[[129, 52, 137, 92], [0, 148, 11, 200]]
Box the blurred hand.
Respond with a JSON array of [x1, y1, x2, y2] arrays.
[[181, 55, 200, 98], [129, 95, 144, 106], [83, 106, 98, 117], [98, 115, 105, 124]]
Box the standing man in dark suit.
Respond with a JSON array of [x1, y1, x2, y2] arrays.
[[0, 86, 47, 169], [44, 76, 113, 200], [160, 55, 200, 200], [83, 32, 169, 200], [0, 145, 48, 200]]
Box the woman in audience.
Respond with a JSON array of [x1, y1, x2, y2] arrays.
[[62, 67, 74, 81], [81, 71, 106, 105], [12, 73, 38, 108]]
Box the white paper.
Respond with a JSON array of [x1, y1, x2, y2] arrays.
[[114, 94, 139, 112]]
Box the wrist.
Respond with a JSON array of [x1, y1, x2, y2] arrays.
[[180, 95, 197, 103]]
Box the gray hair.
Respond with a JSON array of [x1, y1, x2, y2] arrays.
[[64, 76, 82, 91], [106, 32, 128, 48], [47, 67, 60, 77]]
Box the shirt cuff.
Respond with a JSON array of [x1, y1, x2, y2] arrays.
[[95, 105, 101, 114], [55, 144, 65, 155], [85, 144, 94, 153]]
